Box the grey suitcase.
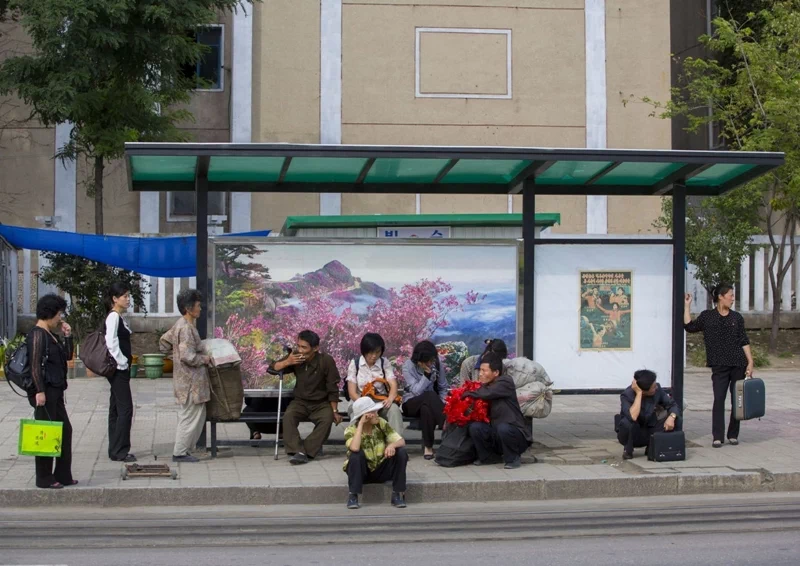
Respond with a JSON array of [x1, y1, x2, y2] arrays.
[[735, 377, 765, 421]]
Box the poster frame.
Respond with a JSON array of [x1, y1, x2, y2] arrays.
[[209, 236, 522, 394]]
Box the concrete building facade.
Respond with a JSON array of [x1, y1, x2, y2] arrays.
[[1, 1, 677, 237]]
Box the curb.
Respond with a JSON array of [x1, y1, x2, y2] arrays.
[[2, 471, 799, 508]]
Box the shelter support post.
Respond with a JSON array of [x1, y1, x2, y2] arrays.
[[196, 156, 210, 339], [522, 180, 535, 359], [671, 183, 686, 411]]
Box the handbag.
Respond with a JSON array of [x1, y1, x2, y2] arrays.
[[361, 378, 401, 406], [79, 327, 118, 378], [18, 408, 63, 457]]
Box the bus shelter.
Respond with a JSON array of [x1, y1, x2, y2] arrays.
[[124, 143, 784, 408]]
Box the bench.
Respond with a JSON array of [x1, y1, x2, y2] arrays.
[[207, 409, 430, 458], [204, 367, 442, 458]]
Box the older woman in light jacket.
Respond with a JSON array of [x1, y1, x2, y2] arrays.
[[160, 289, 212, 463], [401, 340, 448, 460]]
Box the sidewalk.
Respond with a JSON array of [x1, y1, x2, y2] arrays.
[[1, 370, 798, 507]]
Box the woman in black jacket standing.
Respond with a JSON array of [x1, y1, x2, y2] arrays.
[[684, 283, 754, 448], [27, 294, 76, 489], [104, 282, 136, 462]]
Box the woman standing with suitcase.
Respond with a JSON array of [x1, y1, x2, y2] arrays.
[[684, 284, 754, 448]]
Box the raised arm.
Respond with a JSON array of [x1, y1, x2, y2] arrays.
[[683, 294, 705, 332]]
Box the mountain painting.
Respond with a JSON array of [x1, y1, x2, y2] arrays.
[[212, 241, 519, 389]]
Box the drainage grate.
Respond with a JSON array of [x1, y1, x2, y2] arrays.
[[121, 463, 177, 480]]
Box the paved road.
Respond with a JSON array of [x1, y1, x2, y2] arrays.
[[1, 493, 799, 564], [2, 533, 797, 566]]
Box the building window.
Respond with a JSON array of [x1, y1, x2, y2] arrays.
[[167, 191, 226, 222], [182, 25, 224, 91]]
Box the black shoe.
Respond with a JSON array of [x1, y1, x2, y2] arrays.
[[172, 454, 199, 463], [347, 493, 360, 510], [391, 492, 407, 508], [622, 451, 633, 460], [473, 455, 503, 466], [504, 457, 522, 470], [290, 452, 309, 465], [112, 454, 137, 463]]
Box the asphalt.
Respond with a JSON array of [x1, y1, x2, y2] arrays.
[[1, 369, 798, 507], [2, 494, 800, 565]]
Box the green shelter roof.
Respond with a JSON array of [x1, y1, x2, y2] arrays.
[[125, 143, 785, 197], [281, 213, 561, 235]]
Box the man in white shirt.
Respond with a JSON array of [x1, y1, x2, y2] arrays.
[[346, 333, 404, 435]]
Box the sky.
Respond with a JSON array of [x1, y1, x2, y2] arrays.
[[233, 243, 518, 291]]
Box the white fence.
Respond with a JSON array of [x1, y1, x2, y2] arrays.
[[686, 235, 799, 314]]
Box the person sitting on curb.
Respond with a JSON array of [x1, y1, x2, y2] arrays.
[[464, 352, 532, 469], [616, 369, 681, 460], [344, 397, 408, 510], [269, 330, 342, 465]]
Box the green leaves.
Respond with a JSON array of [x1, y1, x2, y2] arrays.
[[0, 0, 253, 161]]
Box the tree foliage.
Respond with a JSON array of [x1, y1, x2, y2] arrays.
[[0, 0, 253, 234], [656, 192, 762, 307], [39, 252, 148, 341], [638, 1, 800, 350]]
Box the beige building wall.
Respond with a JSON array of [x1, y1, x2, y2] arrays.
[[337, 0, 587, 232], [0, 22, 56, 229], [605, 0, 672, 235], [250, 0, 321, 231]]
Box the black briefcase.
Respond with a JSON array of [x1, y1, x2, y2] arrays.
[[647, 431, 686, 462]]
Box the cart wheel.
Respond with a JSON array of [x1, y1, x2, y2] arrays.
[[121, 468, 129, 481], [171, 470, 178, 480]]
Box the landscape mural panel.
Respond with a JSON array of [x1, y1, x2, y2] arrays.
[[212, 241, 519, 389]]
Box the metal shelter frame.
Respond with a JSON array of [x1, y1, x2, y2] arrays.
[[125, 142, 785, 407]]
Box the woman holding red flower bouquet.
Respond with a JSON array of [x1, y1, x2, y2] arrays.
[[464, 353, 532, 469]]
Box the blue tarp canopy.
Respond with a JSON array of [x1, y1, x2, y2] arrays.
[[0, 225, 270, 278]]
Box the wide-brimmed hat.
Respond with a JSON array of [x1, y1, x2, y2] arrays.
[[351, 397, 383, 422]]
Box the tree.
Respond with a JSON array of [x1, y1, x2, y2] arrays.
[[0, 0, 253, 234], [39, 252, 148, 341], [655, 190, 762, 309], [638, 2, 800, 351]]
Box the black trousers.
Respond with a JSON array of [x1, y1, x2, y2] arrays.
[[27, 386, 73, 488], [243, 397, 284, 436], [711, 365, 746, 442], [346, 447, 408, 495], [402, 391, 445, 449], [617, 415, 683, 454], [468, 422, 529, 464], [106, 369, 133, 460]]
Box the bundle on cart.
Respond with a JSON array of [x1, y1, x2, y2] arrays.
[[201, 339, 244, 421]]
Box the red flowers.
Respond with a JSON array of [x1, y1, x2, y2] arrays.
[[443, 381, 490, 427]]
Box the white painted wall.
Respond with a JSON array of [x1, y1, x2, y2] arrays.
[[585, 0, 608, 234], [230, 6, 254, 232], [319, 0, 343, 216]]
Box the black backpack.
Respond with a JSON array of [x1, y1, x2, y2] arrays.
[[4, 330, 49, 397]]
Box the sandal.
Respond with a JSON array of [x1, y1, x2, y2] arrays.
[[712, 440, 723, 448], [728, 438, 739, 446], [424, 453, 435, 460], [40, 482, 64, 489]]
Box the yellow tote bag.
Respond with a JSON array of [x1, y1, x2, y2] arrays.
[[18, 417, 63, 457]]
